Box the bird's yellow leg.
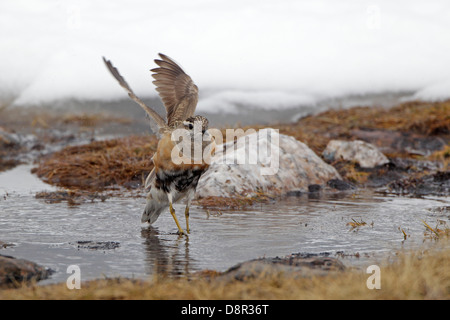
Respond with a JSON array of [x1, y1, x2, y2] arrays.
[[169, 203, 186, 236], [184, 190, 194, 234], [184, 206, 190, 234]]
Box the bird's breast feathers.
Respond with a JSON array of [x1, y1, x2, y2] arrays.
[[153, 132, 215, 172]]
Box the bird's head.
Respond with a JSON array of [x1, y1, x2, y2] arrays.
[[171, 115, 215, 164], [182, 115, 209, 135]]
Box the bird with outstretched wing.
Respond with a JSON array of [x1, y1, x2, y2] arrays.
[[103, 54, 215, 236]]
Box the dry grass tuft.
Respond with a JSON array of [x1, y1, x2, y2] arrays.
[[346, 218, 368, 230], [422, 220, 450, 241]]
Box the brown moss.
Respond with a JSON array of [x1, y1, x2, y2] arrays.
[[60, 113, 133, 127], [33, 135, 158, 190]]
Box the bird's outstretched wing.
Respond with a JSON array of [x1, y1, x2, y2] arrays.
[[151, 53, 199, 127], [103, 57, 167, 133]]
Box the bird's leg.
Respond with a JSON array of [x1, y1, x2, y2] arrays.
[[168, 194, 186, 236], [184, 190, 195, 234], [184, 206, 190, 234], [169, 203, 186, 236]]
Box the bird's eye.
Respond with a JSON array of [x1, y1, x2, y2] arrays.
[[188, 123, 193, 130]]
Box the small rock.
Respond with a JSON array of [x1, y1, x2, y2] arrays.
[[323, 139, 390, 168], [0, 254, 53, 288], [0, 128, 20, 147], [197, 129, 342, 198], [308, 184, 322, 193], [327, 179, 356, 191]]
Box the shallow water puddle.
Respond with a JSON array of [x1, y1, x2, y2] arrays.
[[0, 165, 449, 285], [0, 164, 57, 194]]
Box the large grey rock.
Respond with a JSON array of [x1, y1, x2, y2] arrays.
[[322, 139, 389, 168], [196, 128, 342, 198]]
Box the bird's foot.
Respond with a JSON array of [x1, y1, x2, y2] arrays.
[[176, 230, 189, 237]]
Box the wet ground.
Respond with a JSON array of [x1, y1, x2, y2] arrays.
[[0, 164, 448, 285]]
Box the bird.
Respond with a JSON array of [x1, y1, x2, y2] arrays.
[[103, 53, 215, 236]]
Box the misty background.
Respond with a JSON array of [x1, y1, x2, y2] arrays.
[[1, 0, 449, 125]]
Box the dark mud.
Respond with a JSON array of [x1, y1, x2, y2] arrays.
[[387, 171, 450, 196], [71, 241, 121, 251]]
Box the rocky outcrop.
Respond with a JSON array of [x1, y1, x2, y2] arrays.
[[0, 254, 52, 288], [196, 129, 342, 198], [322, 139, 390, 168]]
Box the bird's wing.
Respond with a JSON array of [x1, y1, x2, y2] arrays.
[[103, 57, 167, 134], [144, 167, 155, 191], [151, 53, 199, 126]]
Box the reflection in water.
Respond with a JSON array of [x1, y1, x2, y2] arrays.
[[141, 227, 193, 277]]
